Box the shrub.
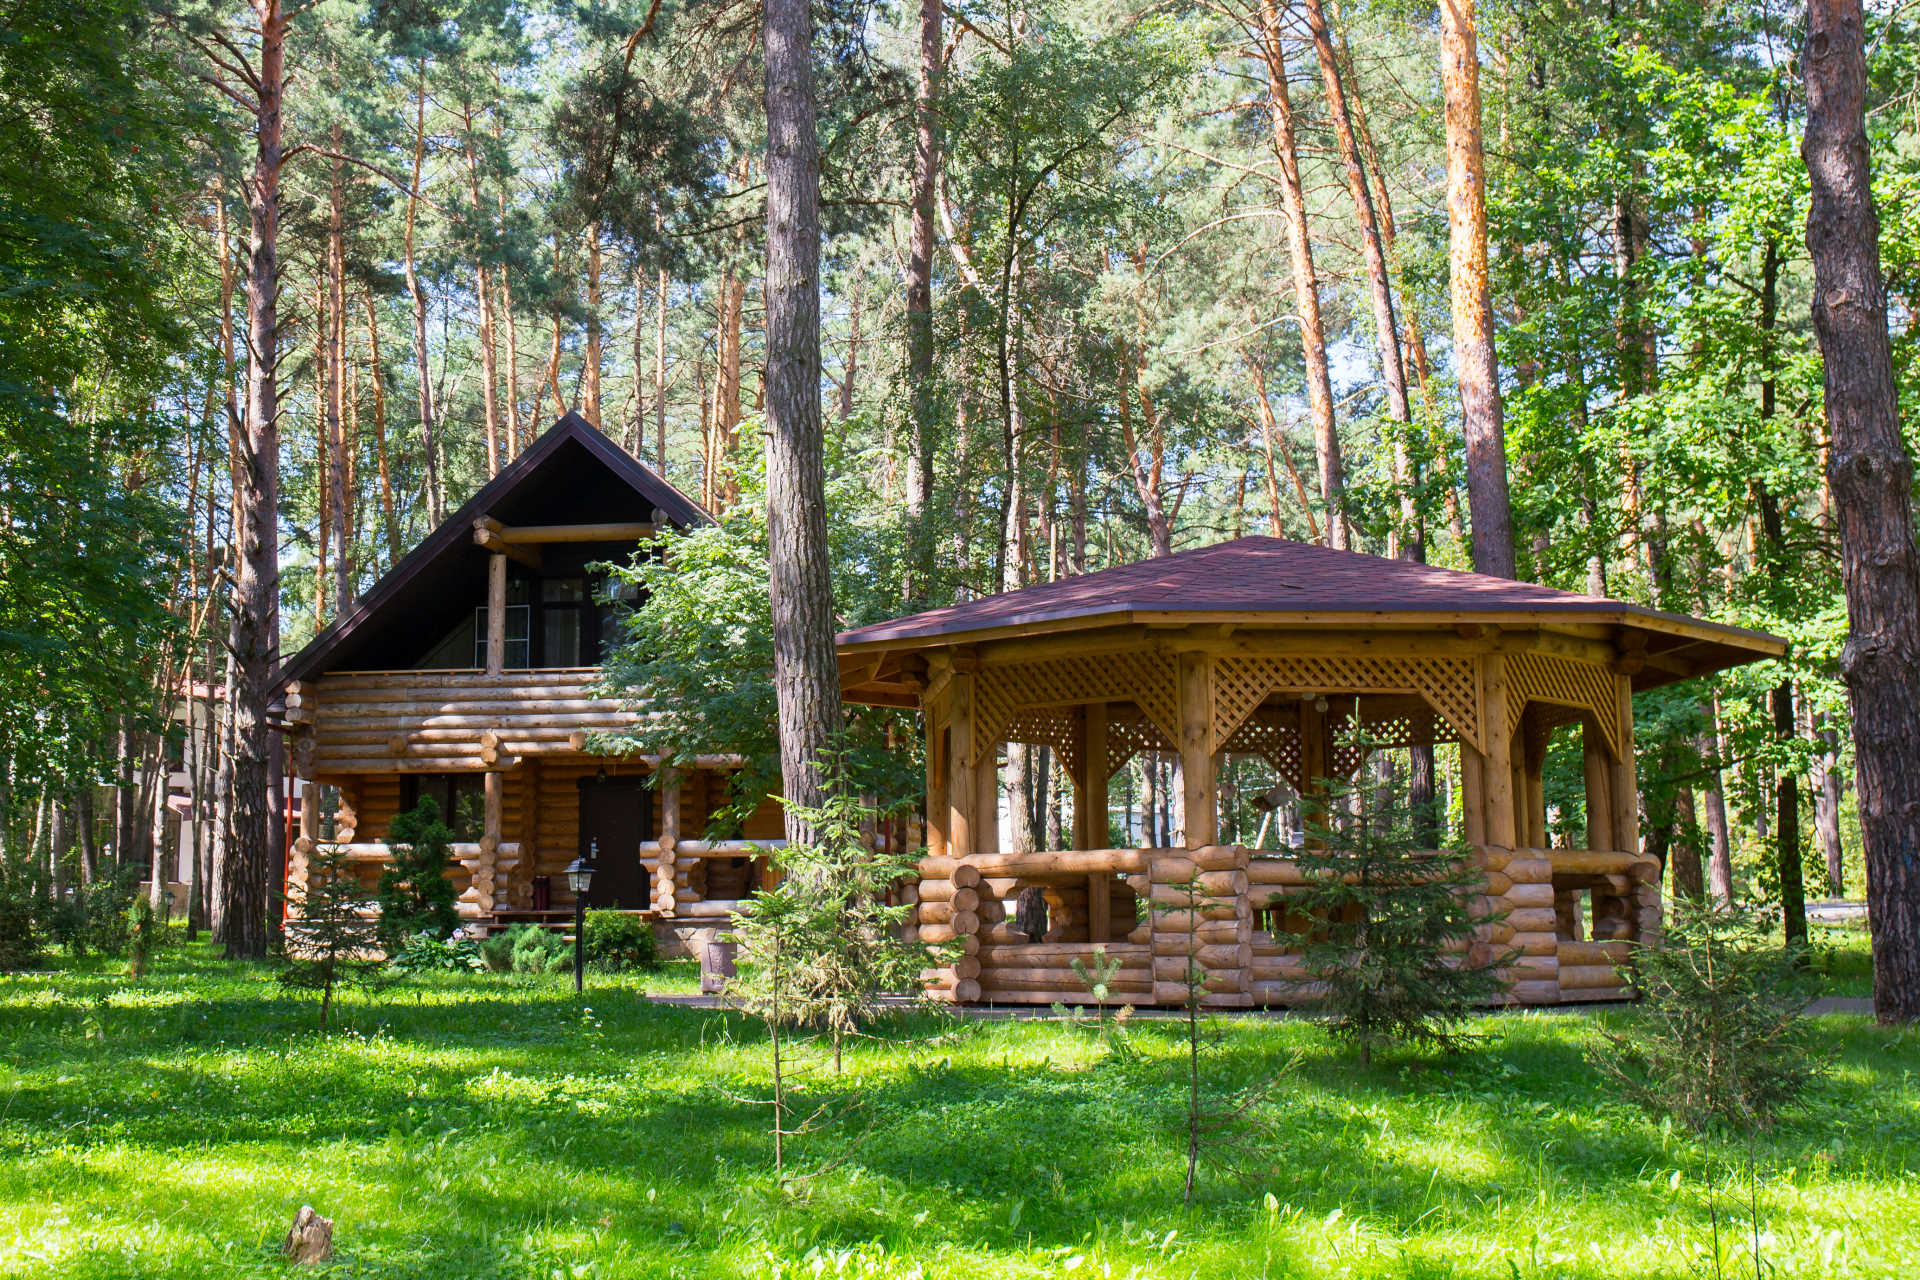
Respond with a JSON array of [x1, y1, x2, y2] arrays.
[[377, 798, 461, 951], [0, 878, 39, 971], [54, 873, 138, 956], [582, 910, 660, 972], [388, 931, 486, 974], [507, 924, 572, 976], [478, 928, 518, 973], [125, 896, 161, 979], [1597, 902, 1825, 1131]]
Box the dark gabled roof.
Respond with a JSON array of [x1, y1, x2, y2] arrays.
[[279, 413, 709, 687], [837, 537, 1785, 688]]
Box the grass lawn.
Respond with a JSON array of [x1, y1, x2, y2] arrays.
[[2, 934, 1916, 1279]]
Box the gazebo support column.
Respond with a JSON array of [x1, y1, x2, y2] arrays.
[[1479, 654, 1518, 849], [1582, 720, 1615, 852], [921, 662, 981, 1001], [1177, 652, 1217, 849], [1074, 703, 1111, 941]]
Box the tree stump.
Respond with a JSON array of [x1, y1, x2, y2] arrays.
[[282, 1206, 333, 1264]]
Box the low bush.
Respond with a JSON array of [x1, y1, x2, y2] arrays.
[[48, 872, 139, 957], [1597, 902, 1825, 1131], [388, 931, 486, 974], [582, 910, 660, 972], [507, 924, 572, 976], [0, 879, 39, 971]]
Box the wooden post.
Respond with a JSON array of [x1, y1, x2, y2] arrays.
[[1609, 674, 1639, 855], [654, 765, 680, 915], [923, 701, 949, 860], [1582, 720, 1615, 851], [974, 742, 1000, 855], [470, 770, 501, 916], [1481, 653, 1517, 848], [485, 551, 506, 675], [1074, 701, 1108, 850], [946, 668, 975, 858], [1087, 872, 1111, 942], [1460, 746, 1487, 846], [1299, 696, 1328, 799], [1178, 651, 1217, 848]]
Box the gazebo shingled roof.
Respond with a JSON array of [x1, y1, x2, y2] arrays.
[[838, 537, 1784, 701]]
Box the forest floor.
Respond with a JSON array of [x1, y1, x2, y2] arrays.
[[0, 925, 1913, 1280]]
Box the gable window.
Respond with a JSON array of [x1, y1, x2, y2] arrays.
[[473, 579, 532, 669], [400, 774, 486, 842], [541, 577, 587, 667]]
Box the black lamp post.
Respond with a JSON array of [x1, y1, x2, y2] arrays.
[[565, 842, 597, 994]]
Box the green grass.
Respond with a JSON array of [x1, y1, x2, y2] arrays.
[[2, 942, 1916, 1279]]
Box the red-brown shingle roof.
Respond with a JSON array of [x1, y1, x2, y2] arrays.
[[836, 537, 1780, 656]]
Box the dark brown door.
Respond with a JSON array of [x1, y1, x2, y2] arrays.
[[577, 776, 652, 909]]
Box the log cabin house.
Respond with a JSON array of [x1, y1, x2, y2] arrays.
[[837, 537, 1786, 1008], [275, 414, 786, 952]]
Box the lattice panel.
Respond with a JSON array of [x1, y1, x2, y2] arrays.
[[1212, 654, 1482, 754], [1507, 651, 1620, 761], [1221, 712, 1304, 790], [1330, 703, 1452, 777], [1002, 706, 1085, 780], [972, 652, 1179, 766], [1104, 714, 1174, 780]]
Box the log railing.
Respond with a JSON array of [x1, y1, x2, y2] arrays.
[[286, 668, 659, 773], [916, 843, 1657, 1007]]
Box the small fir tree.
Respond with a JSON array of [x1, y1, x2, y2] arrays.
[[726, 754, 929, 1183], [282, 842, 386, 1030], [377, 797, 461, 951], [1597, 901, 1824, 1131], [1153, 871, 1284, 1207], [1283, 733, 1507, 1065]]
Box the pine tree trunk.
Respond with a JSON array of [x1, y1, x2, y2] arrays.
[[1256, 0, 1344, 547], [405, 61, 442, 524], [363, 288, 399, 560], [762, 0, 844, 834], [1804, 0, 1920, 1018], [655, 266, 669, 474], [224, 0, 286, 958], [1813, 711, 1847, 895], [904, 0, 942, 603], [326, 132, 352, 609], [1439, 0, 1514, 577], [584, 223, 603, 425], [463, 101, 502, 476]]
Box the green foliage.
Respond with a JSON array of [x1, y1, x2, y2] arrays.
[[46, 871, 139, 959], [582, 909, 659, 973], [377, 799, 462, 950], [280, 844, 386, 1030], [125, 897, 166, 980], [0, 875, 40, 971], [595, 452, 920, 833], [1283, 741, 1507, 1065], [1598, 903, 1826, 1132], [386, 932, 486, 974], [505, 924, 572, 976]]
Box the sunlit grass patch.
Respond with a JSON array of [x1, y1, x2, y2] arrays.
[[0, 941, 1915, 1279]]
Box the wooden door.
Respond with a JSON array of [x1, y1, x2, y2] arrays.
[[577, 775, 652, 909]]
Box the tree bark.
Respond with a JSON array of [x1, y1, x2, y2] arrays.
[[1804, 0, 1920, 1019], [1255, 0, 1344, 547], [1812, 710, 1846, 895], [762, 0, 844, 836], [404, 61, 442, 524], [326, 129, 352, 609], [904, 0, 942, 603], [655, 266, 669, 474], [584, 223, 603, 424], [1439, 0, 1514, 577], [222, 0, 286, 958]]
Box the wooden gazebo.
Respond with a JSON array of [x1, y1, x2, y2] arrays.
[[838, 538, 1784, 1008]]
